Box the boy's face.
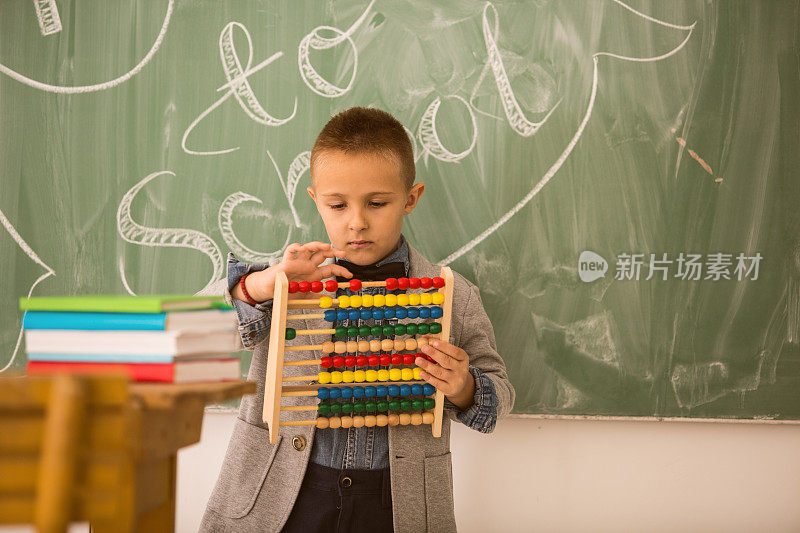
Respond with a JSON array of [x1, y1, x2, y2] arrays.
[[307, 150, 424, 265]]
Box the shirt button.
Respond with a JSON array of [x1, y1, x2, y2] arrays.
[[291, 435, 306, 451], [340, 476, 352, 488]]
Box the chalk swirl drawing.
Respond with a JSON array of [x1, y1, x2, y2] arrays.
[[440, 0, 696, 265], [417, 95, 478, 163], [218, 192, 294, 264], [33, 0, 61, 36], [117, 171, 224, 292], [182, 22, 297, 156], [0, 207, 55, 373], [0, 0, 173, 94], [269, 150, 310, 228], [298, 0, 375, 97]]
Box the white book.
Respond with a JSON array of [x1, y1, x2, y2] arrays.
[[25, 329, 238, 356]]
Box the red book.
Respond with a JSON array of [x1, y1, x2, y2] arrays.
[[26, 358, 239, 383]]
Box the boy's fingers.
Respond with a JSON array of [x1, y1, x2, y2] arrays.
[[415, 356, 453, 380], [284, 243, 303, 261], [417, 368, 449, 394], [428, 339, 467, 362], [314, 264, 353, 281], [418, 347, 452, 370]]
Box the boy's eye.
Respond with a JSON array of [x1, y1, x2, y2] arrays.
[[369, 202, 387, 208], [329, 204, 345, 210]]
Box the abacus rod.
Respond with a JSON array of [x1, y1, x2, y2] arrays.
[[280, 390, 439, 398], [283, 374, 428, 382], [281, 380, 433, 392], [281, 410, 436, 427], [287, 313, 324, 320], [284, 336, 440, 352]]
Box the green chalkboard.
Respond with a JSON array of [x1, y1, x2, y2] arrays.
[[2, 0, 798, 419]]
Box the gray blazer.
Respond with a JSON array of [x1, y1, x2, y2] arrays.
[[198, 244, 515, 532]]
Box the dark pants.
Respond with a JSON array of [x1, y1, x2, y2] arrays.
[[281, 462, 393, 533]]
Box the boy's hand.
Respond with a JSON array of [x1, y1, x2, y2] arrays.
[[415, 339, 476, 411], [234, 242, 353, 303]]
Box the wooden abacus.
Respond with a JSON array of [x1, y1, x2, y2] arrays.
[[263, 269, 454, 444]]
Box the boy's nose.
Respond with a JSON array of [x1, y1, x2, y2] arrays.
[[348, 209, 368, 231]]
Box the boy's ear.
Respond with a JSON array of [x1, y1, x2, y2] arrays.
[[403, 183, 425, 215], [306, 186, 316, 202]]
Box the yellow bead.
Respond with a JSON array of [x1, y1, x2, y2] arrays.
[[352, 416, 365, 428], [394, 339, 405, 352], [381, 339, 394, 352], [340, 416, 353, 428], [354, 370, 366, 382], [322, 341, 335, 354], [405, 338, 418, 351], [376, 414, 389, 426], [357, 340, 369, 352], [408, 293, 421, 306], [365, 370, 378, 382], [329, 416, 342, 428], [420, 293, 432, 305], [349, 295, 362, 307], [319, 296, 333, 308], [364, 415, 377, 427], [346, 341, 358, 353], [389, 368, 402, 381], [399, 413, 411, 425], [361, 294, 373, 307], [401, 368, 414, 381], [338, 295, 350, 308], [417, 337, 429, 348], [377, 369, 390, 382], [330, 371, 343, 384], [422, 412, 434, 424], [342, 371, 354, 383], [385, 294, 397, 307], [318, 372, 331, 384], [334, 341, 347, 354], [411, 413, 423, 425], [373, 294, 386, 307], [369, 340, 381, 352], [413, 367, 423, 380], [316, 417, 330, 429], [432, 293, 445, 305], [397, 294, 410, 306], [388, 414, 400, 426]]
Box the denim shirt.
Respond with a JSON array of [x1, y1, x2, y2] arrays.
[[226, 235, 500, 470]]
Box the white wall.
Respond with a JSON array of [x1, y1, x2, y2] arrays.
[[177, 412, 800, 533]]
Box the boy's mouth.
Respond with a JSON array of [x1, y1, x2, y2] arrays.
[[348, 240, 372, 248]]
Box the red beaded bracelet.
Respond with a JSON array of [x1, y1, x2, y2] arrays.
[[239, 272, 259, 306]]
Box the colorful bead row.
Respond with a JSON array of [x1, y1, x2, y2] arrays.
[[315, 412, 434, 429], [317, 397, 436, 415], [289, 277, 445, 294], [323, 305, 444, 322], [317, 367, 423, 384], [320, 353, 434, 368], [286, 321, 442, 341], [319, 338, 431, 354], [317, 383, 436, 399], [318, 292, 445, 309]]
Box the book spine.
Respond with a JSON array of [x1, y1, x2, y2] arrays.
[[26, 360, 176, 382], [28, 353, 176, 363], [22, 311, 168, 331]]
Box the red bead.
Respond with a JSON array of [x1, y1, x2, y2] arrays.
[[320, 356, 333, 368], [398, 277, 409, 290], [325, 279, 339, 292], [298, 281, 311, 293], [385, 278, 398, 290], [356, 355, 368, 367], [409, 277, 421, 289], [420, 277, 433, 289], [311, 281, 324, 293], [288, 281, 300, 293], [344, 356, 356, 367], [391, 354, 402, 365], [432, 277, 445, 288], [332, 356, 345, 367], [349, 279, 362, 291], [379, 354, 391, 366], [368, 355, 380, 366], [404, 354, 415, 365]]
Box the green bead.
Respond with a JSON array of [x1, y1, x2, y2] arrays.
[[353, 401, 365, 413], [417, 323, 430, 335], [405, 323, 418, 335], [285, 328, 296, 340], [382, 325, 394, 336], [423, 398, 435, 409], [347, 326, 359, 337], [412, 399, 423, 410], [365, 401, 377, 412], [329, 402, 341, 414], [358, 325, 371, 337], [318, 402, 330, 415], [429, 322, 442, 334], [341, 402, 353, 414], [394, 324, 406, 336], [335, 327, 347, 338], [377, 400, 389, 412], [400, 399, 412, 411], [388, 400, 401, 411], [370, 325, 382, 336]]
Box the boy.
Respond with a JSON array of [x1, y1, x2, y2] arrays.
[[198, 107, 515, 532]]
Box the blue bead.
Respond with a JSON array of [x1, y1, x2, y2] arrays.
[[365, 386, 376, 397], [324, 310, 337, 322], [400, 385, 411, 397], [372, 309, 384, 320], [419, 307, 431, 319], [376, 385, 388, 397], [317, 387, 330, 400], [395, 307, 408, 319], [340, 387, 352, 399], [407, 307, 419, 319], [349, 310, 360, 321], [337, 309, 348, 321], [430, 306, 444, 319], [360, 309, 372, 320], [384, 307, 396, 319], [330, 387, 342, 399], [423, 384, 435, 396], [411, 384, 423, 395], [388, 385, 400, 397], [353, 387, 365, 399]]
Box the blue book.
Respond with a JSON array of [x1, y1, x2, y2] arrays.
[[22, 309, 235, 331], [27, 353, 223, 363]]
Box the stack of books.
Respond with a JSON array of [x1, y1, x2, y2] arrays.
[[20, 295, 240, 383]]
